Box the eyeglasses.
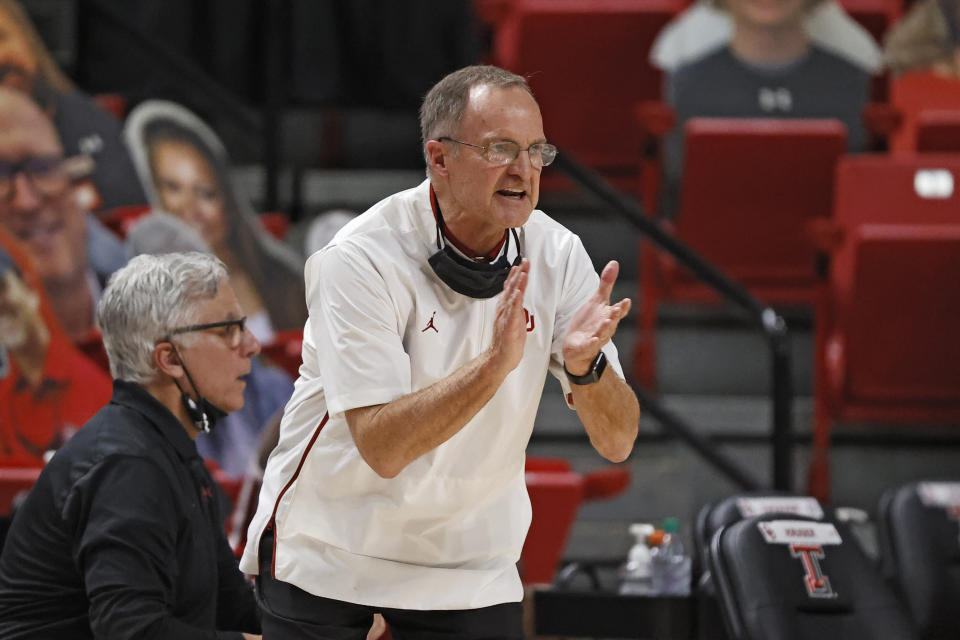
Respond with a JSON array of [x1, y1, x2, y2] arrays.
[[0, 155, 94, 202], [167, 317, 248, 349], [436, 137, 558, 168]]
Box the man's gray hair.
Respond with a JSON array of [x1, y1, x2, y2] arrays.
[[419, 65, 534, 165], [97, 252, 228, 384]]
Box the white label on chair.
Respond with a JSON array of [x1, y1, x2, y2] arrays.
[[737, 497, 824, 519], [757, 520, 842, 546], [918, 482, 960, 508], [913, 169, 954, 199]]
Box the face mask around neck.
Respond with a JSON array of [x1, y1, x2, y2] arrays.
[[427, 189, 523, 299], [172, 345, 228, 434], [428, 229, 521, 299]]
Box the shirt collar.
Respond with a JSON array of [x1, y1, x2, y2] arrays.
[[428, 183, 509, 263], [109, 379, 199, 462]]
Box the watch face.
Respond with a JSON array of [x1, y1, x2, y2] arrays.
[[594, 351, 607, 378]]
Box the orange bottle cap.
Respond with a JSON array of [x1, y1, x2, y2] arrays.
[[647, 529, 665, 547]]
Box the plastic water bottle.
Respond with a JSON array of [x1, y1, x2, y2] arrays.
[[650, 517, 691, 596], [618, 523, 656, 595]]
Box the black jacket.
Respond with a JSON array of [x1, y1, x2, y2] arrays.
[[0, 380, 260, 639]]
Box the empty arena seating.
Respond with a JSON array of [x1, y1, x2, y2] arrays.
[[890, 72, 960, 151], [808, 155, 960, 500], [521, 457, 630, 584], [491, 0, 680, 190], [829, 154, 960, 227], [636, 118, 847, 387], [710, 513, 917, 639], [822, 225, 960, 414], [915, 110, 960, 153], [877, 481, 960, 640]]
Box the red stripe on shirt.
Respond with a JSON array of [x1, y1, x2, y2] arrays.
[[265, 412, 328, 577]]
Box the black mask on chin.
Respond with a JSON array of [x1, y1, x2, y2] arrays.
[[427, 194, 522, 299], [172, 346, 228, 433]]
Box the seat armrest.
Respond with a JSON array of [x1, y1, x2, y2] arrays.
[[635, 101, 675, 140]]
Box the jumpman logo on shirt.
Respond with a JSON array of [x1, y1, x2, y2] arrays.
[[422, 311, 439, 333]]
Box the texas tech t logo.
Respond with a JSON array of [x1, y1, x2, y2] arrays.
[[790, 544, 837, 599]]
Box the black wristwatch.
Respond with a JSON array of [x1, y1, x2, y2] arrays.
[[564, 351, 607, 385]]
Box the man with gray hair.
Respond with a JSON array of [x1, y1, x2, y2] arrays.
[[0, 252, 262, 639], [244, 65, 640, 637]]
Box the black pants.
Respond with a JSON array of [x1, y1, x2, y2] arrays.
[[256, 529, 524, 639]]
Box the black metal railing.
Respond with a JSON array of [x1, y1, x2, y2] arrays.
[[555, 152, 792, 491]]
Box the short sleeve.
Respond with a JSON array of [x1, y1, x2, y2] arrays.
[[305, 244, 412, 416]]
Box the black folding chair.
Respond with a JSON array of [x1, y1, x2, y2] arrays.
[[710, 513, 915, 640]]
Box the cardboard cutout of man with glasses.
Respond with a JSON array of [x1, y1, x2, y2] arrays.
[[0, 251, 263, 639], [0, 87, 126, 343], [244, 65, 640, 639]]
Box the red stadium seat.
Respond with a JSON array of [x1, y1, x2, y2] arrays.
[[636, 100, 678, 216], [830, 154, 960, 227], [890, 72, 960, 151], [521, 457, 631, 584], [808, 155, 960, 501], [915, 109, 960, 152], [522, 470, 584, 584], [636, 118, 847, 387], [492, 0, 681, 192], [525, 456, 631, 500], [837, 0, 902, 47], [259, 211, 291, 240], [524, 456, 572, 473]]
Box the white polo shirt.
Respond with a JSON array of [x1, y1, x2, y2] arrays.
[[240, 180, 624, 610]]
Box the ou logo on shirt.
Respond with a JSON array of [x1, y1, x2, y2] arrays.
[[523, 308, 535, 333]]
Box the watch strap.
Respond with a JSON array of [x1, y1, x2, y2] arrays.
[[564, 351, 607, 385]]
